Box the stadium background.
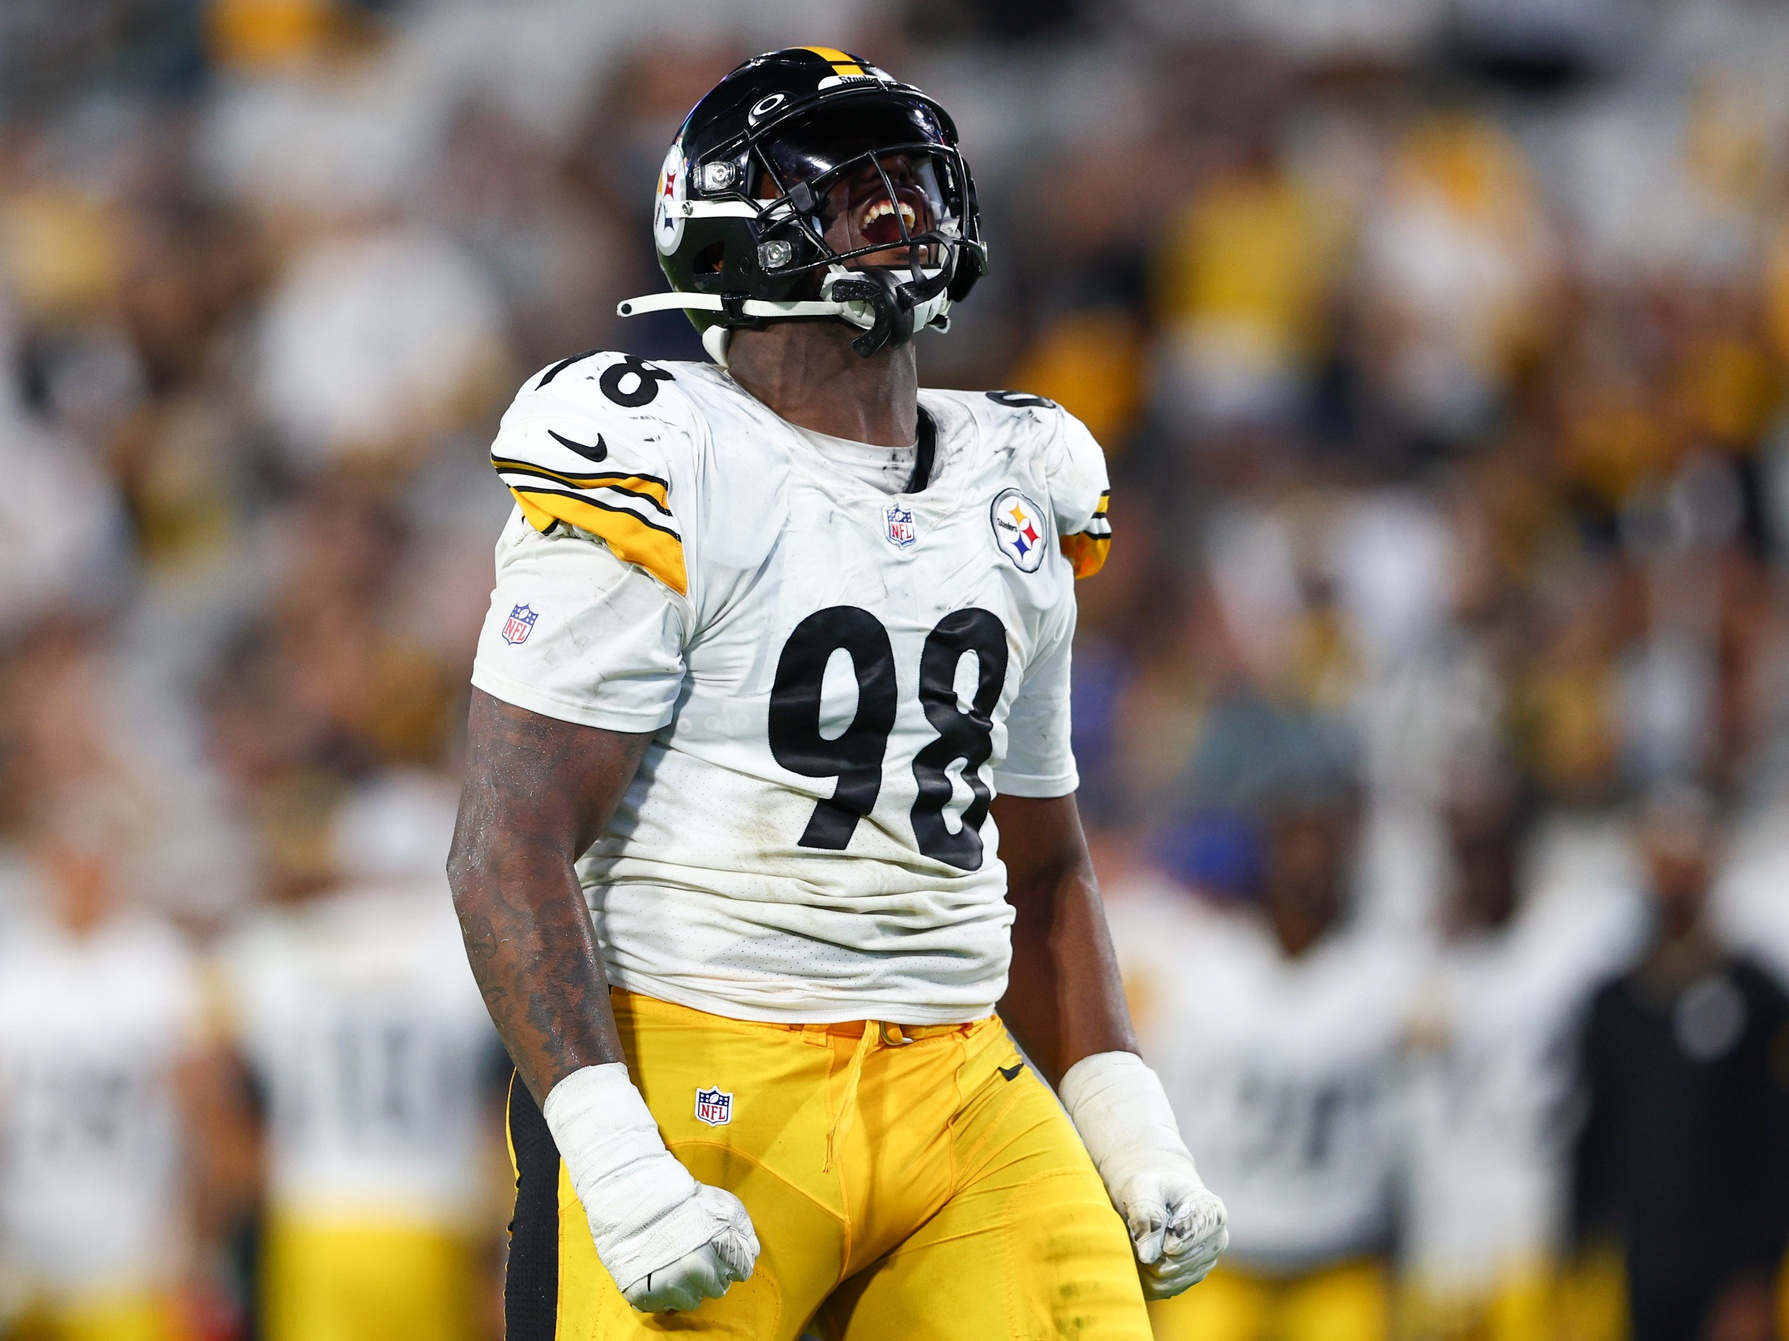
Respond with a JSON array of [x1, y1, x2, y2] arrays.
[[3, 0, 1789, 1338]]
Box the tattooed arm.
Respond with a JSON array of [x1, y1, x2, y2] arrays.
[[446, 687, 654, 1105]]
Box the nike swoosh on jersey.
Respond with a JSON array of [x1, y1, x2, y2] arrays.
[[998, 1062, 1025, 1081], [548, 429, 608, 462]]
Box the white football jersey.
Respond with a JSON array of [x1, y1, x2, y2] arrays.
[[216, 879, 500, 1227], [1401, 879, 1640, 1292], [0, 912, 203, 1296], [1108, 885, 1419, 1269], [469, 353, 1111, 1025]]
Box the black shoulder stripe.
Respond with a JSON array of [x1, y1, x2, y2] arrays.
[[492, 458, 672, 494], [511, 485, 683, 541], [496, 466, 675, 518], [536, 348, 602, 389]]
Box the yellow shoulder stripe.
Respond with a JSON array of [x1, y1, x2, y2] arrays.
[[510, 488, 689, 596], [1060, 531, 1111, 580]]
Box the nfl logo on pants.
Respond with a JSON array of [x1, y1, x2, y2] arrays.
[[694, 1086, 733, 1126]]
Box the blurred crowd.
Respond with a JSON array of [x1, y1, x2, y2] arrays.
[[3, 0, 1789, 1339]]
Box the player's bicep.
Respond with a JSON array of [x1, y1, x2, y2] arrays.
[[454, 690, 655, 866]]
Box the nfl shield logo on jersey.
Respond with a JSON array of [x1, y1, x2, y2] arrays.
[[694, 1086, 733, 1126], [502, 603, 540, 645], [990, 488, 1047, 573], [884, 501, 918, 550]]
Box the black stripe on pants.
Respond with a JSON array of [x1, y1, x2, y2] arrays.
[[506, 1072, 561, 1341]]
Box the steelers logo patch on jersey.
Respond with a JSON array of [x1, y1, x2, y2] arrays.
[[990, 488, 1047, 572]]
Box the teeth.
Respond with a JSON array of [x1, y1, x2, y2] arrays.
[[862, 200, 919, 230]]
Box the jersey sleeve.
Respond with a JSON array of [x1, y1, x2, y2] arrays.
[[489, 355, 690, 596], [1045, 410, 1112, 580], [470, 511, 687, 733], [993, 601, 1079, 798]]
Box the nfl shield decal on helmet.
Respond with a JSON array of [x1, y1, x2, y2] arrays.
[[502, 603, 540, 645], [694, 1086, 733, 1127], [884, 501, 918, 550], [990, 488, 1047, 572]]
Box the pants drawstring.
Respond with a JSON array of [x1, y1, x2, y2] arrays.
[[824, 1023, 879, 1173]]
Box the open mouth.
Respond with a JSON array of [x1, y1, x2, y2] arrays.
[[858, 195, 921, 248]]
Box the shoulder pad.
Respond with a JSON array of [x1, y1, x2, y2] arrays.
[[490, 352, 695, 595], [975, 390, 1111, 579]]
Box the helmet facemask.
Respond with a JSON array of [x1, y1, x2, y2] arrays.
[[757, 136, 960, 356], [618, 68, 986, 365]]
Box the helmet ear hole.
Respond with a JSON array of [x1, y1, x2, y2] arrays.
[[693, 241, 725, 274]]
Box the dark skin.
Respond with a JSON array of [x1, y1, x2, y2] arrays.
[[449, 258, 1136, 1104], [1635, 808, 1725, 993], [1261, 809, 1352, 959], [1443, 794, 1522, 938], [723, 153, 936, 448]]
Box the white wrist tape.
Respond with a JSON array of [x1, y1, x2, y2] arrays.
[[1058, 1051, 1199, 1187], [541, 1063, 726, 1293]]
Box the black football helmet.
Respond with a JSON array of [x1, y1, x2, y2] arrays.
[[617, 47, 987, 364]]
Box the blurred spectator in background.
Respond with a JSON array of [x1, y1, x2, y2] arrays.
[[1572, 787, 1789, 1341], [1400, 750, 1640, 1341], [211, 771, 505, 1341], [1112, 709, 1415, 1341]]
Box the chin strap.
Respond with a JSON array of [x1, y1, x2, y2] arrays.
[[618, 264, 954, 364]]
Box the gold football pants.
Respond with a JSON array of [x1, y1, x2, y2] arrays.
[[504, 989, 1151, 1339], [1, 1292, 186, 1341], [1146, 1259, 1390, 1341], [260, 1216, 480, 1341]]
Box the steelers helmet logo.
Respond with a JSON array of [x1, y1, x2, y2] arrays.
[[990, 488, 1047, 573], [653, 142, 687, 256]]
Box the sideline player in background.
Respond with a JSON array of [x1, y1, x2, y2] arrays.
[[0, 797, 229, 1341], [216, 772, 506, 1341], [1111, 714, 1414, 1341], [448, 47, 1227, 1340], [1399, 752, 1639, 1341]]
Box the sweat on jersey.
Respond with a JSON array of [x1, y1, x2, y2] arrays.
[[469, 353, 1112, 1025]]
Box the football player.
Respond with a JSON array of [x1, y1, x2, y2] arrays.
[[447, 47, 1227, 1339], [1399, 754, 1640, 1341], [0, 803, 213, 1341], [1110, 724, 1416, 1341], [216, 774, 506, 1341]]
